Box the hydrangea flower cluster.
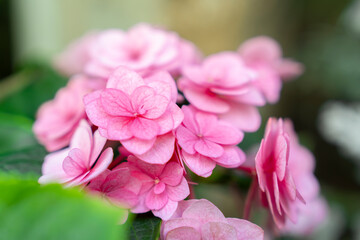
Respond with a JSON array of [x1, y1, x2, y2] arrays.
[[34, 23, 327, 239]]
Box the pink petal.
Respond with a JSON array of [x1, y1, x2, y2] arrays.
[[181, 105, 200, 133], [166, 178, 190, 202], [136, 133, 175, 164], [127, 155, 165, 178], [145, 190, 168, 210], [106, 66, 145, 94], [182, 151, 216, 177], [183, 88, 230, 114], [226, 218, 264, 240], [39, 149, 69, 184], [194, 139, 224, 158], [131, 85, 169, 119], [145, 71, 177, 102], [102, 168, 131, 192], [160, 162, 183, 186], [182, 199, 226, 224], [162, 218, 202, 239], [62, 148, 87, 177], [107, 117, 133, 140], [70, 120, 92, 160], [84, 90, 110, 128], [100, 88, 133, 117], [274, 134, 289, 181], [107, 189, 139, 208], [176, 125, 198, 155], [219, 104, 261, 132], [213, 146, 245, 168], [121, 137, 156, 155], [89, 130, 107, 166], [204, 122, 243, 145], [154, 182, 166, 194], [201, 222, 238, 240], [239, 36, 282, 65], [166, 227, 201, 240], [130, 117, 160, 140], [155, 103, 183, 135], [81, 147, 113, 184], [152, 199, 178, 220]]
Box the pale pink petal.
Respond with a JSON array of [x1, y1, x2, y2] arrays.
[[84, 91, 110, 128], [159, 162, 183, 186], [182, 199, 226, 224], [152, 199, 178, 220], [62, 149, 87, 177], [156, 103, 183, 135], [69, 120, 92, 160], [162, 218, 202, 238], [107, 189, 139, 208], [154, 182, 166, 194], [166, 178, 190, 202], [238, 36, 282, 65], [106, 66, 145, 94], [89, 130, 107, 166], [183, 88, 230, 114], [204, 122, 243, 145], [131, 85, 169, 119], [107, 117, 133, 140], [214, 146, 245, 168], [201, 222, 237, 240], [194, 139, 224, 158], [219, 104, 261, 132], [81, 147, 113, 183], [166, 227, 201, 240], [145, 190, 168, 210], [175, 125, 198, 154], [136, 133, 175, 164], [182, 151, 216, 178], [226, 218, 264, 240], [121, 137, 156, 155], [100, 88, 133, 117], [145, 71, 177, 102], [130, 117, 160, 140]]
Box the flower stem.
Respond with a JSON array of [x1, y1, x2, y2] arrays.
[[243, 176, 258, 220]]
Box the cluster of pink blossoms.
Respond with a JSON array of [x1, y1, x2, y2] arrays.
[[34, 23, 327, 239]]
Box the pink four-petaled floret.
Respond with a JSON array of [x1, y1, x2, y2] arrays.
[[84, 67, 183, 164], [176, 105, 245, 177]]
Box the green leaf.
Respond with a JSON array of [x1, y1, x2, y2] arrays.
[[0, 172, 130, 240], [0, 112, 46, 175], [0, 64, 66, 119], [130, 213, 161, 240], [0, 112, 36, 154]]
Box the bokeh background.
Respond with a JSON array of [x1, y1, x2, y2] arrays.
[[1, 0, 360, 239]]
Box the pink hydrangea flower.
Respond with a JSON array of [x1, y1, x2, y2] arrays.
[[161, 199, 264, 240], [255, 118, 305, 229], [84, 67, 183, 164], [33, 75, 92, 152], [85, 23, 198, 78], [280, 120, 328, 235], [38, 120, 113, 187], [117, 156, 189, 220], [176, 105, 246, 177], [54, 32, 98, 76], [178, 52, 266, 132], [238, 36, 304, 103], [87, 166, 142, 209]]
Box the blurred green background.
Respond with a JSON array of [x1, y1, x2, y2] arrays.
[[1, 0, 360, 239]]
